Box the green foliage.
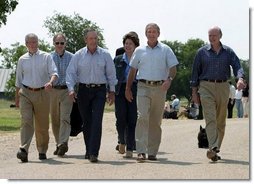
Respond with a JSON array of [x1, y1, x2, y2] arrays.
[[44, 12, 106, 53], [0, 40, 52, 99], [162, 39, 205, 101], [0, 0, 18, 27]]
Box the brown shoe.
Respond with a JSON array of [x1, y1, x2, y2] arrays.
[[207, 147, 220, 162], [137, 153, 146, 163], [148, 155, 157, 161], [118, 144, 126, 154]]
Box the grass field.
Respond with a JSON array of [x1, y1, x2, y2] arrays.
[[0, 99, 115, 132]]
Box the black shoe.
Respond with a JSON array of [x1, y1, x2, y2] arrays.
[[57, 143, 68, 156], [53, 146, 59, 155], [85, 153, 90, 159], [148, 155, 157, 161], [39, 153, 47, 160], [17, 148, 28, 163], [89, 155, 98, 163]]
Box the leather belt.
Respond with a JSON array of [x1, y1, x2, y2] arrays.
[[53, 85, 68, 89], [139, 79, 163, 85], [23, 84, 44, 91], [203, 79, 227, 83], [79, 83, 106, 88]]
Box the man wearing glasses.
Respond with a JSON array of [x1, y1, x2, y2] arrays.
[[50, 33, 74, 157]]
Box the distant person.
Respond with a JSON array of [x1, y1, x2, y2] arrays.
[[227, 81, 235, 118], [66, 28, 117, 163], [15, 33, 58, 162], [190, 26, 245, 162], [241, 80, 249, 118], [235, 88, 243, 118], [114, 31, 140, 158], [125, 23, 178, 162], [50, 33, 73, 156], [178, 102, 199, 119], [163, 94, 180, 119]]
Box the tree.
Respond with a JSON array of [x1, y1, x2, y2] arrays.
[[0, 0, 19, 52], [44, 12, 106, 53], [1, 40, 52, 99]]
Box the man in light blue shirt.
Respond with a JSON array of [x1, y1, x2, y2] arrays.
[[125, 23, 178, 162], [66, 29, 117, 163]]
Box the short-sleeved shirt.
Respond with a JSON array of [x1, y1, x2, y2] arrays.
[[130, 42, 178, 81]]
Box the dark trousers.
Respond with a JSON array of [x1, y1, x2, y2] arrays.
[[115, 83, 137, 151], [227, 98, 235, 118], [77, 85, 106, 157]]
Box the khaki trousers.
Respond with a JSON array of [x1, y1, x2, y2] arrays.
[[135, 82, 166, 156], [50, 89, 73, 146], [199, 81, 229, 150], [19, 88, 50, 153]]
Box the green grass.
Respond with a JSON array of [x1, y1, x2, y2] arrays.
[[0, 99, 20, 132]]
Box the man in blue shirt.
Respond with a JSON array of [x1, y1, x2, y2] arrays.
[[190, 26, 245, 162], [66, 29, 117, 163], [50, 33, 73, 157]]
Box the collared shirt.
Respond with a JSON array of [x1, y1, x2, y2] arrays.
[[171, 98, 180, 111], [51, 50, 73, 86], [130, 42, 178, 81], [235, 89, 243, 100], [190, 43, 244, 87], [122, 53, 131, 82], [66, 46, 117, 92], [15, 50, 58, 88]]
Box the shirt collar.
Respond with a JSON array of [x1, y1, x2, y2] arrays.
[[207, 42, 226, 51], [146, 41, 162, 49], [29, 49, 39, 57]]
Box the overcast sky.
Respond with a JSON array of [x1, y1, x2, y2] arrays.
[[0, 0, 250, 60]]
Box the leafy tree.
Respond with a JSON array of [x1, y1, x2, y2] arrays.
[[0, 0, 19, 52], [44, 12, 106, 53], [0, 0, 18, 27], [1, 40, 52, 99]]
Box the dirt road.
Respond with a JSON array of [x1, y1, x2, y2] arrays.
[[0, 113, 250, 179]]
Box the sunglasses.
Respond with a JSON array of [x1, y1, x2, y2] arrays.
[[55, 42, 65, 45]]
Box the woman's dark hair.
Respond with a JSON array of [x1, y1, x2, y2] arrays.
[[122, 31, 140, 47]]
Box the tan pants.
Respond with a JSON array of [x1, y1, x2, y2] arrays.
[[19, 88, 50, 154], [199, 81, 229, 150], [135, 82, 166, 156], [50, 89, 73, 147]]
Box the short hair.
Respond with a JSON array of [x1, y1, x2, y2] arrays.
[[209, 26, 223, 37], [83, 28, 97, 38], [145, 23, 160, 34], [122, 31, 140, 47], [53, 33, 67, 42], [25, 33, 38, 43]]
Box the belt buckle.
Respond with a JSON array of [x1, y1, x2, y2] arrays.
[[91, 84, 96, 88], [150, 81, 155, 85], [85, 84, 90, 88]]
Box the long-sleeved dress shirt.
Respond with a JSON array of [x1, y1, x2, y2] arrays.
[[15, 50, 58, 88], [190, 43, 244, 87], [66, 46, 117, 92]]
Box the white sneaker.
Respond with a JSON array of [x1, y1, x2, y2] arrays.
[[124, 151, 133, 158]]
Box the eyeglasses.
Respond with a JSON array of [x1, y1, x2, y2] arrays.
[[55, 42, 65, 45]]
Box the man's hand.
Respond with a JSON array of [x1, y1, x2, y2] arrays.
[[44, 82, 53, 91], [107, 92, 115, 106], [125, 88, 133, 102], [69, 91, 76, 102]]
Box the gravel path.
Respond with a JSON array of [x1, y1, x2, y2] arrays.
[[0, 113, 249, 179]]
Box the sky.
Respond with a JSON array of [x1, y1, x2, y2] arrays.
[[0, 0, 250, 61]]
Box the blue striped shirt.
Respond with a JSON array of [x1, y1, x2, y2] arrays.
[[190, 43, 244, 87], [66, 46, 117, 92], [51, 50, 73, 86]]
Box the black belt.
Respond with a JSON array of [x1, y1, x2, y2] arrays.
[[23, 84, 44, 91], [203, 79, 227, 83], [53, 85, 68, 89], [79, 83, 106, 88], [139, 79, 163, 85]]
